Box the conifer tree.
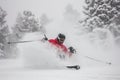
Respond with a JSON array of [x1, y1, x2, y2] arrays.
[[0, 7, 10, 57], [83, 0, 120, 31]]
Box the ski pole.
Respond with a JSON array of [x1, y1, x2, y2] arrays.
[[44, 34, 47, 38], [7, 34, 48, 44], [84, 55, 112, 65], [7, 40, 40, 44]]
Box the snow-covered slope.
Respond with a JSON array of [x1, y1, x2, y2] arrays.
[[0, 0, 120, 80]]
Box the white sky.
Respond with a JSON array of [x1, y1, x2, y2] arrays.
[[0, 0, 84, 27]]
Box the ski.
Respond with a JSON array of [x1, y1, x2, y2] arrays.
[[66, 65, 80, 70]]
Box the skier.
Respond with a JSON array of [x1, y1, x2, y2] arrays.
[[42, 33, 76, 58]]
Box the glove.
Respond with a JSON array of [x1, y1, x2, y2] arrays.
[[68, 46, 76, 54], [43, 37, 48, 41], [41, 37, 48, 42], [43, 34, 48, 41]]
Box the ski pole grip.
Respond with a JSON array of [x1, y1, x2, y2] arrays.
[[44, 34, 48, 40], [8, 42, 10, 44]]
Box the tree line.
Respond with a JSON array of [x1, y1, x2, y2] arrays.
[[0, 7, 49, 58]]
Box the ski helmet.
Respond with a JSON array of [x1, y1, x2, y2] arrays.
[[57, 33, 66, 44]]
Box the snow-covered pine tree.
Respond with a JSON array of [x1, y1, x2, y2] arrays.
[[82, 0, 120, 32], [0, 6, 10, 57], [6, 11, 42, 58], [18, 11, 40, 32], [11, 10, 41, 40], [81, 0, 120, 46]]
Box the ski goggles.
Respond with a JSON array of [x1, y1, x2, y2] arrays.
[[58, 37, 65, 42], [59, 38, 65, 42]]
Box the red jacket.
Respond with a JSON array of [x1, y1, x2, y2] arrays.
[[48, 39, 72, 56]]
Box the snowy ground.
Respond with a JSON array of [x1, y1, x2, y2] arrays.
[[0, 59, 120, 80], [0, 32, 120, 80]]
